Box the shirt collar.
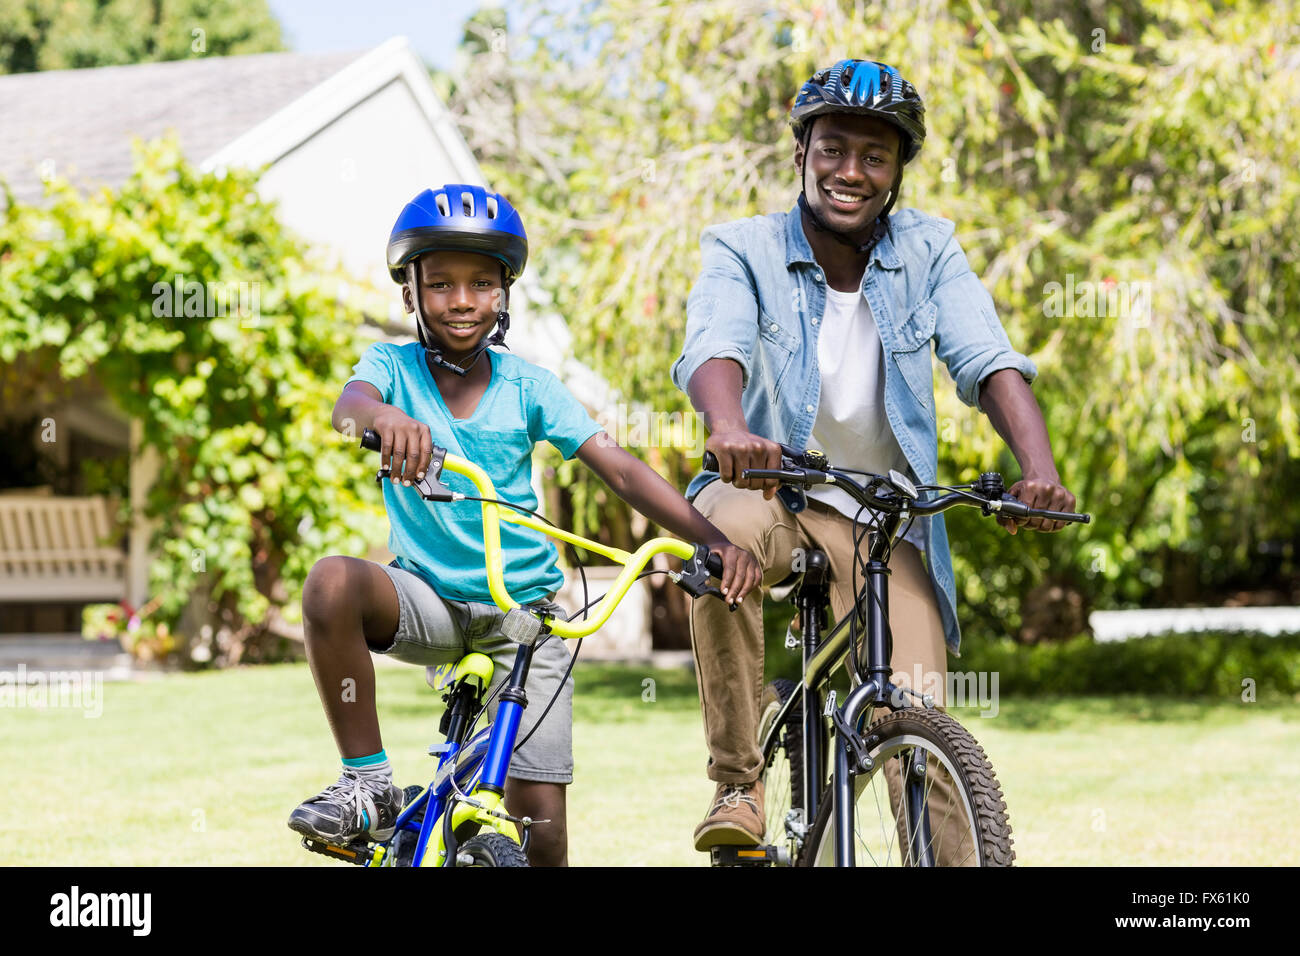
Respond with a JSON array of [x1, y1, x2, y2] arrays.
[[783, 201, 903, 272]]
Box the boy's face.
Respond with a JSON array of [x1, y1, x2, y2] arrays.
[[402, 250, 506, 357], [794, 112, 901, 236]]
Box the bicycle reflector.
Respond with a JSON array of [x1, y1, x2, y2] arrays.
[[500, 607, 547, 646]]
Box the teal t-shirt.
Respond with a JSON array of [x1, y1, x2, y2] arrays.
[[347, 342, 602, 605]]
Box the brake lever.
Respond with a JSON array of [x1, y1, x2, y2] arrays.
[[675, 545, 738, 612]]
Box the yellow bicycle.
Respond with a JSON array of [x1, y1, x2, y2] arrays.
[[299, 427, 727, 867]]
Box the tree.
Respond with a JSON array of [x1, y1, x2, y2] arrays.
[[0, 0, 283, 75], [447, 0, 1299, 641], [0, 138, 382, 665]]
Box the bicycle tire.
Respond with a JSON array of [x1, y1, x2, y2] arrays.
[[456, 832, 530, 867], [758, 678, 804, 865], [798, 707, 1014, 867]]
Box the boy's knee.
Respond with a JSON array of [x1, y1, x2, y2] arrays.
[[302, 556, 360, 628]]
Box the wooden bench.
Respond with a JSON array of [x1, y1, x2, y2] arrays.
[[0, 495, 126, 602]]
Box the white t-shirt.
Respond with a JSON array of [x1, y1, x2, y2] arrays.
[[806, 286, 926, 552]]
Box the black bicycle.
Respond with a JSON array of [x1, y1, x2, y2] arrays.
[[702, 445, 1090, 867]]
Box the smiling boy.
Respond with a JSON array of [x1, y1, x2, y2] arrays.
[[289, 185, 759, 865]]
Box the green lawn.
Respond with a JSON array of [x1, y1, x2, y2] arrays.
[[4, 661, 1297, 865]]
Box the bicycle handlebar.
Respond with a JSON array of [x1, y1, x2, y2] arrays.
[[359, 429, 727, 637], [703, 449, 1090, 525]]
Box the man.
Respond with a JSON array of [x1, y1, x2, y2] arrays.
[[671, 59, 1077, 857]]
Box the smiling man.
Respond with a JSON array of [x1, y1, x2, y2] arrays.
[[671, 60, 1077, 856]]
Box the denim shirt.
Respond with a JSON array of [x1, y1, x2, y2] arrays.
[[671, 203, 1038, 656]]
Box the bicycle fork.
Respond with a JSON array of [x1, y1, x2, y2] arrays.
[[825, 521, 937, 867]]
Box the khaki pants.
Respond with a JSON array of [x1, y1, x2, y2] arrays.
[[689, 479, 975, 865]]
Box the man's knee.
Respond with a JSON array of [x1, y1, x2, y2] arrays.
[[694, 481, 790, 561]]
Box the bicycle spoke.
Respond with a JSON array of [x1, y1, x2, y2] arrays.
[[853, 771, 887, 866], [812, 715, 1011, 867], [873, 764, 898, 864]]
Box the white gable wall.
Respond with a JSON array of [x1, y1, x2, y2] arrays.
[[254, 76, 463, 294]]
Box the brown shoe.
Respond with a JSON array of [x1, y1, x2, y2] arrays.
[[693, 779, 765, 851]]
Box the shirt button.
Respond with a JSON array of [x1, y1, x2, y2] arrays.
[[806, 404, 815, 413], [812, 318, 819, 326], [770, 322, 779, 332], [814, 273, 824, 282], [915, 329, 925, 340]]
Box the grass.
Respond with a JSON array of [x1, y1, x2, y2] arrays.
[[3, 661, 1297, 866]]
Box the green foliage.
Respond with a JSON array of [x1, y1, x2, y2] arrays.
[[0, 138, 383, 659], [451, 1, 1300, 632], [958, 631, 1300, 697], [0, 0, 283, 74]]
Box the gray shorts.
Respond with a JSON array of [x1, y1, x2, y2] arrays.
[[374, 561, 574, 785]]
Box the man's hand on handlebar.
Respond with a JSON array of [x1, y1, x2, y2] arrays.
[[703, 430, 784, 499], [370, 407, 434, 488], [999, 474, 1078, 534]]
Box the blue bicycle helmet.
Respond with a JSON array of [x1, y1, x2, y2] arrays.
[[790, 59, 926, 164], [386, 184, 528, 284], [386, 185, 528, 376]]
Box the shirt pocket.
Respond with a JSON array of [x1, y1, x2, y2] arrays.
[[757, 310, 799, 391], [891, 298, 937, 413]]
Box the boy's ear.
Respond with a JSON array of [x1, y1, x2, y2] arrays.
[[401, 282, 415, 314]]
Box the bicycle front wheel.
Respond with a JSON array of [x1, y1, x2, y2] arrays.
[[456, 833, 530, 867], [800, 707, 1014, 867], [757, 679, 804, 866]]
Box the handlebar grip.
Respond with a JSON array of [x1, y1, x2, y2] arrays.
[[741, 467, 827, 484], [702, 444, 807, 475], [1038, 508, 1091, 524], [360, 428, 382, 452], [703, 551, 724, 579], [999, 496, 1090, 523]]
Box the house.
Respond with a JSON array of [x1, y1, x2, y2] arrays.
[[0, 38, 644, 662]]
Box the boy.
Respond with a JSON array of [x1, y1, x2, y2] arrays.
[[289, 184, 760, 866]]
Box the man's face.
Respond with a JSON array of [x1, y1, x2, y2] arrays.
[[402, 250, 505, 355], [795, 112, 901, 234]]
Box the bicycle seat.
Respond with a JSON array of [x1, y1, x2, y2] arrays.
[[769, 549, 830, 603], [426, 653, 495, 693]]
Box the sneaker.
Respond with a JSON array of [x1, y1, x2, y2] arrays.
[[288, 768, 405, 844], [693, 779, 765, 851]]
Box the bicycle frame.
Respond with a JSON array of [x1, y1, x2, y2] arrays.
[[390, 644, 534, 867], [759, 505, 940, 866], [364, 443, 718, 866]]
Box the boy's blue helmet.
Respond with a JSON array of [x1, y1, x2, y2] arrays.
[[386, 184, 528, 284]]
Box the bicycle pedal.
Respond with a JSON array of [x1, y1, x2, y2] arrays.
[[709, 844, 786, 867], [300, 836, 378, 866]]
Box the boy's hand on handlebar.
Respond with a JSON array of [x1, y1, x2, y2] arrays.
[[370, 407, 433, 487], [706, 540, 762, 609], [999, 475, 1078, 534], [704, 430, 783, 499]]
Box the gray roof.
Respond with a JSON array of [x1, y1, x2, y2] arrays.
[[0, 49, 369, 208]]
